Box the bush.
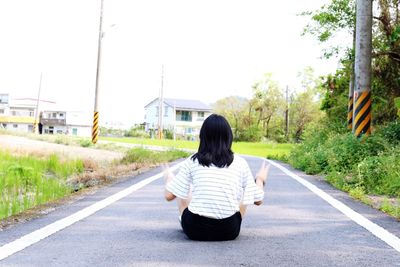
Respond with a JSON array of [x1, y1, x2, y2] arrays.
[[288, 121, 331, 174], [324, 133, 387, 172], [163, 129, 174, 140], [288, 121, 398, 197], [79, 139, 93, 148], [237, 126, 263, 142], [289, 128, 388, 173], [124, 127, 150, 138], [376, 120, 400, 145], [356, 148, 400, 197]]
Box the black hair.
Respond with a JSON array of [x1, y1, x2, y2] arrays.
[[191, 114, 234, 167]]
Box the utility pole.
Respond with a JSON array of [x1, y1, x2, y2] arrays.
[[33, 72, 42, 134], [348, 27, 356, 131], [285, 85, 289, 140], [353, 0, 372, 137], [92, 0, 104, 144], [157, 65, 164, 139]]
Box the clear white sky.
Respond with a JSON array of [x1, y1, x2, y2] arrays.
[[0, 0, 341, 128]]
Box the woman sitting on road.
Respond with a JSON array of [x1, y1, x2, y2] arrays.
[[164, 114, 269, 241]]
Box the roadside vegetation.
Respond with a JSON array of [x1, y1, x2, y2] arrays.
[[0, 143, 189, 221], [121, 148, 189, 164], [0, 151, 84, 219], [288, 0, 400, 219], [101, 136, 294, 159], [288, 121, 400, 219]]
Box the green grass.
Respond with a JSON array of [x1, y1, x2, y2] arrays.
[[232, 142, 294, 159], [121, 148, 190, 164], [0, 146, 191, 220], [0, 151, 84, 219], [102, 136, 199, 150], [380, 198, 400, 219], [1, 130, 294, 159], [101, 137, 294, 159]]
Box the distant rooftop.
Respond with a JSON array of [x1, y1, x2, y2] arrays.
[[0, 94, 56, 107], [14, 98, 56, 104], [145, 97, 212, 111]]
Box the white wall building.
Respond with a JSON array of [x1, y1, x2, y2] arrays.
[[41, 111, 67, 134], [144, 98, 213, 139], [65, 111, 92, 137], [0, 94, 56, 133], [41, 110, 92, 137], [0, 94, 91, 137]]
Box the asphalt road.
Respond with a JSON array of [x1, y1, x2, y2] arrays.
[[0, 156, 399, 266]]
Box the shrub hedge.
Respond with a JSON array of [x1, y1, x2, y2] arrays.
[[288, 120, 400, 198]]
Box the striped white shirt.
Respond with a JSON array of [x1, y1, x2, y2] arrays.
[[166, 155, 264, 219]]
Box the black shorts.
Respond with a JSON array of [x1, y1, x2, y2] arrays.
[[181, 208, 242, 241]]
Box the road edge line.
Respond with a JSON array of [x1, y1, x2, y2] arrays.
[[267, 160, 400, 253], [0, 162, 183, 261]]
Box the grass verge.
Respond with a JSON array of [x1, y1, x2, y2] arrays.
[[0, 147, 190, 221], [121, 148, 189, 164], [101, 136, 294, 159], [288, 121, 400, 220], [0, 151, 84, 219], [0, 130, 294, 159]]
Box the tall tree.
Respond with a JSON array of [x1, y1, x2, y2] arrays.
[[252, 74, 285, 138], [303, 0, 400, 126], [291, 68, 324, 141], [213, 96, 249, 138]]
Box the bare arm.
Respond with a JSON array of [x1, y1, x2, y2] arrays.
[[254, 161, 270, 205], [165, 190, 176, 201], [163, 163, 177, 201]]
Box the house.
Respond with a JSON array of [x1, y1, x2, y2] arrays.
[[41, 110, 92, 137], [0, 94, 56, 133], [144, 98, 213, 139], [40, 111, 67, 134]]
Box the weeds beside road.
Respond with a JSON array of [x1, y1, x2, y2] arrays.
[[288, 122, 400, 220], [0, 133, 190, 223], [0, 151, 84, 219]]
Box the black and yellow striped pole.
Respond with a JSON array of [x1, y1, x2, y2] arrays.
[[92, 111, 99, 144], [92, 0, 104, 144], [353, 91, 372, 136], [347, 84, 354, 130], [353, 0, 372, 137]]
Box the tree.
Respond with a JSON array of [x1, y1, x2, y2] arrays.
[[290, 68, 325, 142], [301, 0, 356, 58], [213, 96, 249, 139], [303, 0, 400, 126], [252, 74, 285, 138], [291, 89, 324, 142]]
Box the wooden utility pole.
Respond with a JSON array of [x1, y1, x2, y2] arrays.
[[285, 85, 289, 139], [157, 65, 164, 139], [92, 0, 104, 144], [33, 73, 42, 134], [353, 0, 372, 137]]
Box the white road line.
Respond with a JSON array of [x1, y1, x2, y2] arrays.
[[0, 162, 183, 261], [267, 160, 400, 253]]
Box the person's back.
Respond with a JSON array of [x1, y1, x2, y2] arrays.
[[164, 114, 269, 241]]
